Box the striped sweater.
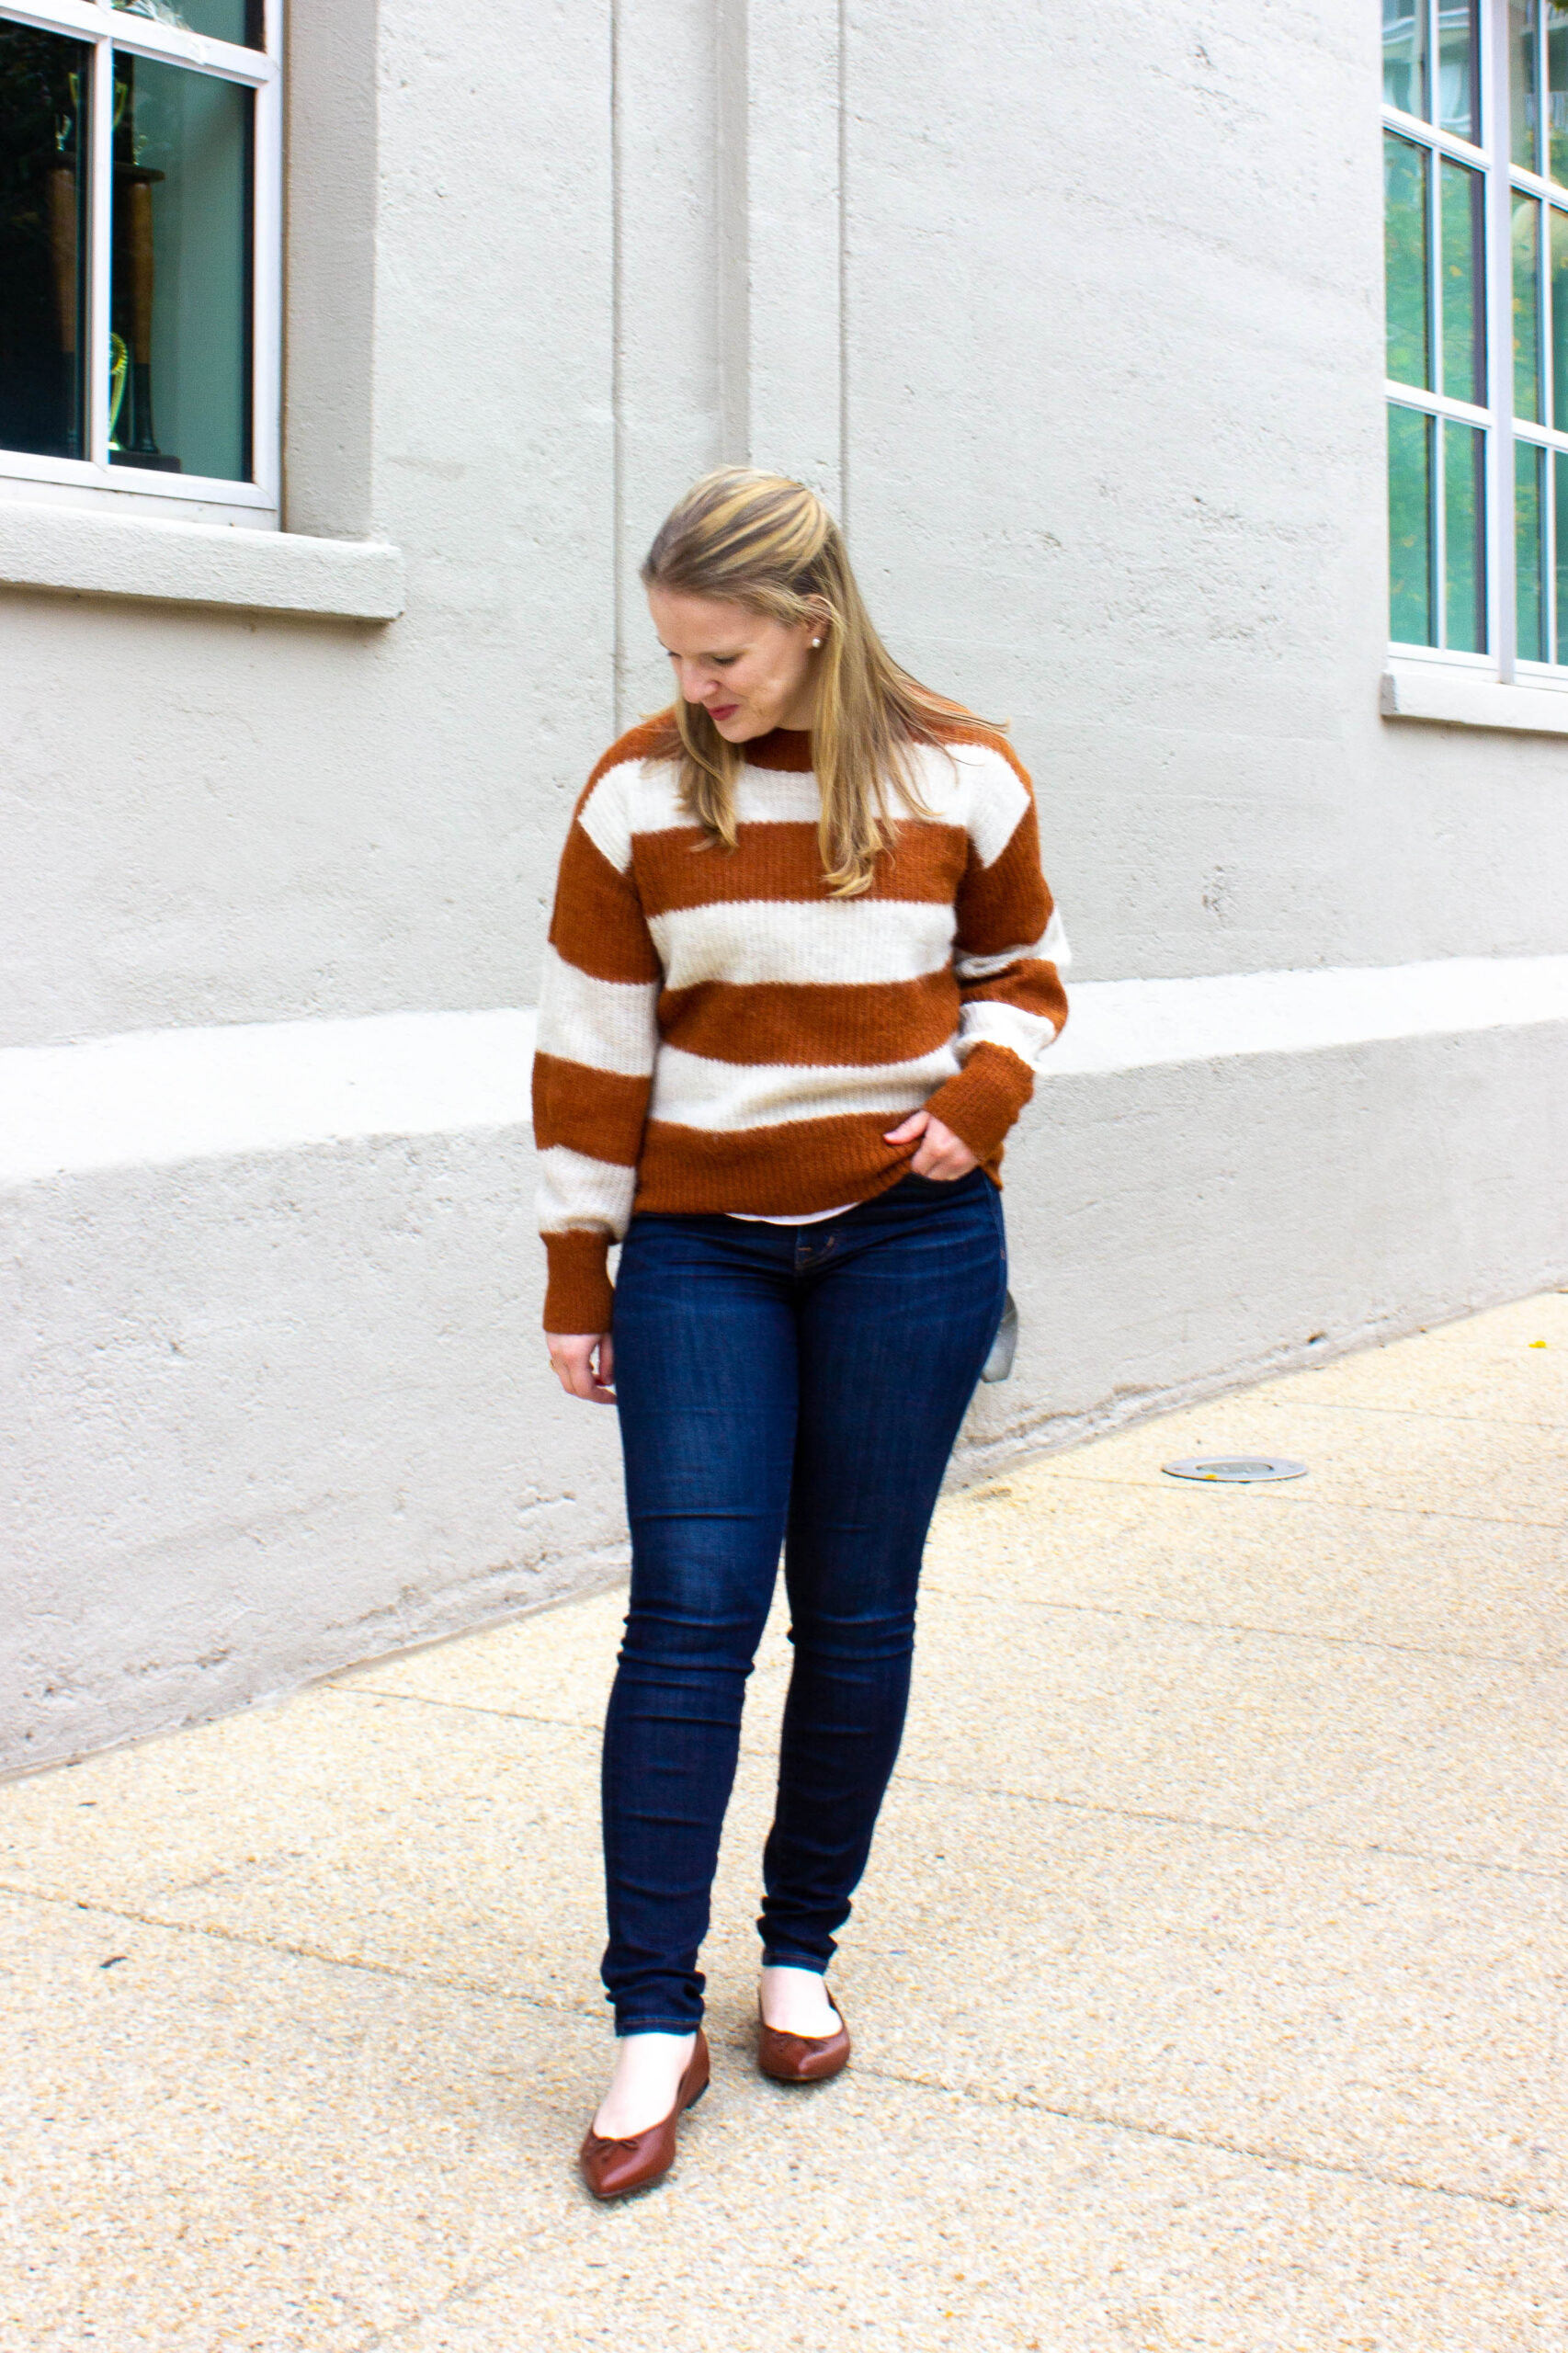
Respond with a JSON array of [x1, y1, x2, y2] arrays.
[[534, 713, 1069, 1332]]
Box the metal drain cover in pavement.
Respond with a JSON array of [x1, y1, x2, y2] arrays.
[[1163, 1456, 1309, 1483]]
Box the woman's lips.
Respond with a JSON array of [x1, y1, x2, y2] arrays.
[[710, 703, 740, 722]]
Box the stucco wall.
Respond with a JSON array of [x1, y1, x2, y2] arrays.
[[3, 0, 1565, 1774]]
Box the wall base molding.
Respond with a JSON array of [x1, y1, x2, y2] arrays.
[[4, 956, 1566, 1187]]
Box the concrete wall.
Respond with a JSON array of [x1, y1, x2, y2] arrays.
[[3, 0, 1565, 1774]]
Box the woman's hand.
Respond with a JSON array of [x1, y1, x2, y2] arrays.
[[882, 1109, 978, 1181], [547, 1332, 616, 1404]]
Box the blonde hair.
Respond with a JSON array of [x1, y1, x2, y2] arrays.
[[641, 468, 993, 897]]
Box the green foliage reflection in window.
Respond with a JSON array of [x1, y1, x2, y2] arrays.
[[1441, 159, 1485, 402], [1386, 133, 1432, 387], [1444, 419, 1487, 647], [1517, 441, 1548, 655], [1389, 405, 1436, 640]]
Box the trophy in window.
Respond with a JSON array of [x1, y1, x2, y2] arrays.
[[110, 62, 178, 470]]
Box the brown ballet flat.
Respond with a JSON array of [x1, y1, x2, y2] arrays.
[[578, 2029, 710, 2200], [756, 1993, 851, 2084]]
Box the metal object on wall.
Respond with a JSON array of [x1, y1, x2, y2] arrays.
[[981, 1291, 1018, 1384]]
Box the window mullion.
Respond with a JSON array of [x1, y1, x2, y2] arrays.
[[1535, 447, 1553, 663], [250, 63, 281, 505], [1486, 0, 1518, 676], [1429, 127, 1445, 406], [0, 3, 111, 38], [85, 24, 112, 471], [1426, 74, 1448, 644], [1435, 422, 1449, 645], [1383, 107, 1488, 167]]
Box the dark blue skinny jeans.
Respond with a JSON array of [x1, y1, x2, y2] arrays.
[[601, 1168, 1007, 2033]]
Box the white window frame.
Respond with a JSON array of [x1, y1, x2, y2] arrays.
[[0, 0, 282, 527], [1504, 0, 1568, 678], [1381, 0, 1568, 690], [1382, 0, 1514, 676]]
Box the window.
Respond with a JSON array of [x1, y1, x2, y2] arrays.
[[1506, 0, 1568, 659], [1382, 3, 1494, 658], [0, 1, 279, 521], [1382, 0, 1568, 674]]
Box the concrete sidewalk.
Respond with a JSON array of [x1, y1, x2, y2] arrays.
[[3, 1291, 1565, 2350]]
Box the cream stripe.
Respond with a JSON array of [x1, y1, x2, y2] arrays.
[[649, 1041, 962, 1132], [957, 751, 1030, 869], [575, 740, 1034, 873], [731, 770, 824, 824], [576, 763, 635, 874], [894, 739, 1017, 837], [958, 999, 1061, 1069], [647, 898, 956, 991], [536, 945, 659, 1077], [578, 759, 685, 873], [536, 1142, 638, 1238]]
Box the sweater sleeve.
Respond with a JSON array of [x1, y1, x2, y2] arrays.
[[533, 746, 664, 1331], [921, 743, 1069, 1167]]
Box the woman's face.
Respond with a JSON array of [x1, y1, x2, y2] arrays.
[[647, 585, 820, 740]]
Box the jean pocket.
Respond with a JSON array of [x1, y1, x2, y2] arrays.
[[890, 1167, 988, 1201]]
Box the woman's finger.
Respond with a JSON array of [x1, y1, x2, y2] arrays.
[[547, 1333, 615, 1403], [882, 1110, 928, 1143], [906, 1113, 978, 1181]]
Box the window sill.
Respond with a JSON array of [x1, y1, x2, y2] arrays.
[[0, 499, 404, 622], [1381, 663, 1568, 735]]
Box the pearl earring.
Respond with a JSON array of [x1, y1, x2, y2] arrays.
[[811, 637, 823, 647]]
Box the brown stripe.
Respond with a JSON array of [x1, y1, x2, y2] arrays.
[[955, 799, 1052, 954], [742, 727, 814, 772], [922, 1040, 1034, 1166], [532, 1052, 648, 1164], [549, 824, 664, 984], [659, 972, 962, 1068], [960, 959, 1068, 1031], [633, 1109, 951, 1216], [739, 718, 1033, 789], [633, 819, 967, 917], [542, 1230, 616, 1334]]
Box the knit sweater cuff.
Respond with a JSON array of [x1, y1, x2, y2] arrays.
[[924, 1040, 1035, 1166], [542, 1231, 616, 1334]]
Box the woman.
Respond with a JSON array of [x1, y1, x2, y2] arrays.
[[535, 468, 1067, 2199]]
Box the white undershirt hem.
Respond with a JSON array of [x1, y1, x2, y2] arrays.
[[726, 1202, 855, 1225]]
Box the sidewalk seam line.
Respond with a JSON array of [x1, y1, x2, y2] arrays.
[[916, 1589, 1566, 1676], [0, 1878, 598, 2016], [6, 1886, 1557, 2225], [884, 1774, 1568, 1881], [1020, 1475, 1564, 1532], [5, 1882, 1553, 2229], [1268, 1400, 1565, 1430], [315, 1703, 1562, 1882], [844, 2062, 1562, 2220], [310, 1693, 1568, 1881]]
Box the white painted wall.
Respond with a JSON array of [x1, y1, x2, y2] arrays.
[[2, 0, 1565, 1773]]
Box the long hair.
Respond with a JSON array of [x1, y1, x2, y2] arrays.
[[641, 468, 996, 897]]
